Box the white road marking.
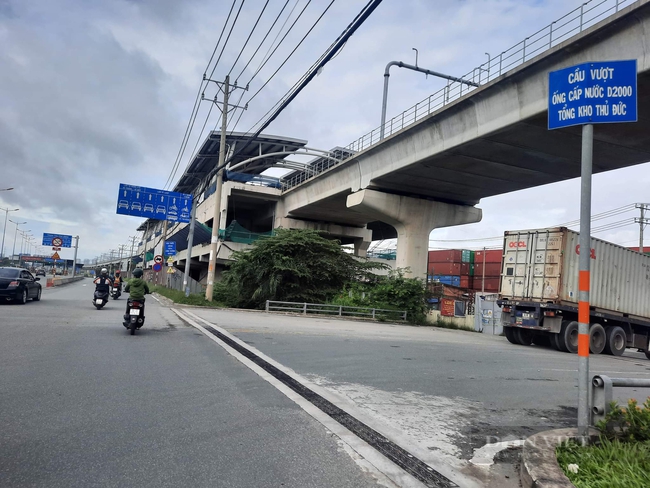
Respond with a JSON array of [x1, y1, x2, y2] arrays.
[[172, 308, 481, 488]]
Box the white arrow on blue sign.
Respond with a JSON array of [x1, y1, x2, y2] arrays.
[[548, 60, 637, 130]]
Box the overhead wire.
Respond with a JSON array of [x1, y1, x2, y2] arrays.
[[176, 0, 248, 184], [225, 0, 311, 135], [227, 0, 270, 78], [163, 0, 239, 190], [215, 0, 383, 175]]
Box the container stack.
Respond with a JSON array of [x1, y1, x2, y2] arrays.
[[427, 249, 474, 288], [472, 249, 502, 292]]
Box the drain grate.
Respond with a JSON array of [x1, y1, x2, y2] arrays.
[[201, 323, 458, 488]]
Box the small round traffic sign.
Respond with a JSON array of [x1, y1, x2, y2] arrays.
[[154, 254, 163, 264], [153, 263, 163, 272], [52, 237, 63, 247]]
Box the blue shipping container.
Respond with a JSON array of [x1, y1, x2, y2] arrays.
[[429, 275, 461, 287]]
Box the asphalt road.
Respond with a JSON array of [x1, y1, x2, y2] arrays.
[[4, 279, 649, 488], [0, 279, 385, 488]]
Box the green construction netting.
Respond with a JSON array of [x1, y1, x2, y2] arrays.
[[218, 220, 274, 244]]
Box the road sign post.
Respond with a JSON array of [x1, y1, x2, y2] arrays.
[[549, 59, 637, 442]]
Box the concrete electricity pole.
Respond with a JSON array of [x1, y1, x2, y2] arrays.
[[127, 236, 138, 278], [636, 203, 650, 253], [203, 75, 247, 301], [71, 236, 79, 277], [0, 207, 19, 260]]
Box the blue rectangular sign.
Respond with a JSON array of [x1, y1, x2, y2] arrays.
[[42, 233, 73, 248], [548, 60, 637, 130], [164, 241, 176, 256], [116, 184, 193, 223]]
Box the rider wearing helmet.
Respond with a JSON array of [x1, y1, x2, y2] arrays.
[[112, 269, 123, 291], [123, 267, 150, 327], [93, 268, 113, 295]]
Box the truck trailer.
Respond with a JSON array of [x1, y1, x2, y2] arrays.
[[497, 227, 650, 358]]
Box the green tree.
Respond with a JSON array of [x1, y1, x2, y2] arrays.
[[217, 228, 385, 308], [331, 269, 430, 324]]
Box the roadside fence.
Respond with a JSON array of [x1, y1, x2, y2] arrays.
[[265, 300, 407, 321]]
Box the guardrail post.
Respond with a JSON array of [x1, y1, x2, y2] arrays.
[[591, 375, 613, 424], [339, 305, 342, 316], [372, 309, 376, 319], [303, 302, 307, 315], [403, 311, 407, 321], [265, 300, 269, 312]]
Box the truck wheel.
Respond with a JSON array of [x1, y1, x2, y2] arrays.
[[531, 334, 550, 347], [604, 326, 626, 356], [515, 328, 533, 346], [589, 323, 606, 354], [551, 333, 563, 351], [504, 327, 518, 344], [559, 321, 579, 353]]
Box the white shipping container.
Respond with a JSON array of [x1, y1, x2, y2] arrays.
[[500, 227, 650, 321]]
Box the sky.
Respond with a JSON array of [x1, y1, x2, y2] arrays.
[[0, 0, 648, 262]]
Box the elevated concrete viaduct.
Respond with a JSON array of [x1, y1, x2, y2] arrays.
[[279, 0, 650, 278]]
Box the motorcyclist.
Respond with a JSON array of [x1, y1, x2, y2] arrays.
[[123, 268, 150, 327], [111, 269, 123, 293], [93, 268, 113, 299]]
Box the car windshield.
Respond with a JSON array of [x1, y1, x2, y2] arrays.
[[0, 269, 19, 278]]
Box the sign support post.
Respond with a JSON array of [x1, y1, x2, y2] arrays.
[[578, 124, 593, 442], [548, 59, 637, 442], [183, 200, 196, 297]]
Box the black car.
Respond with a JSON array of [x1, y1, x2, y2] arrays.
[[0, 267, 42, 304]]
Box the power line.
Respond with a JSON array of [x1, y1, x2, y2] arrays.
[[164, 0, 240, 189], [234, 0, 292, 84], [212, 0, 383, 182], [227, 0, 270, 77]]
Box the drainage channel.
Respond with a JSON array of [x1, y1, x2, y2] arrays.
[[198, 321, 458, 488]]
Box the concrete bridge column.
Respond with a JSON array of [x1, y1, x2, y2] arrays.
[[353, 238, 371, 257], [347, 189, 481, 279]]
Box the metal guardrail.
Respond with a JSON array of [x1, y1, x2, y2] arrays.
[[280, 0, 634, 193], [591, 374, 650, 423], [265, 300, 407, 321]]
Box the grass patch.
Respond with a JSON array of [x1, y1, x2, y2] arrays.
[[151, 286, 225, 308], [557, 438, 650, 488]]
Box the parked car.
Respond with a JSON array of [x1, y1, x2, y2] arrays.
[[0, 267, 42, 304], [35, 268, 46, 276]]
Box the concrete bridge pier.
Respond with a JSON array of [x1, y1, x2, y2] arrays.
[[347, 189, 482, 278]]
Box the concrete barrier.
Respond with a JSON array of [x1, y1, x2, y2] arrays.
[[50, 276, 86, 287]]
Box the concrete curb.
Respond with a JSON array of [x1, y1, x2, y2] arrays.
[[520, 427, 599, 488]]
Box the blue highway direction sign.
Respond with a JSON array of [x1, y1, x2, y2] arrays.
[[548, 60, 637, 130], [164, 241, 177, 256], [116, 184, 193, 223], [42, 233, 73, 248]]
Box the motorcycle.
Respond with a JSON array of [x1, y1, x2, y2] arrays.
[[111, 284, 121, 300], [126, 298, 145, 335], [93, 289, 109, 309]]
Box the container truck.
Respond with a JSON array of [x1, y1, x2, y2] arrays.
[[497, 228, 650, 358]]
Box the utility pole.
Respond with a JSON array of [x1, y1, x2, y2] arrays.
[[635, 203, 650, 254], [10, 219, 26, 264], [184, 199, 197, 297], [127, 236, 138, 278], [1, 207, 19, 260], [71, 236, 79, 277], [118, 244, 127, 271], [203, 75, 247, 301]]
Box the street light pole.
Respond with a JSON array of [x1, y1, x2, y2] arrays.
[[9, 220, 26, 264], [0, 207, 19, 259], [71, 236, 80, 277]]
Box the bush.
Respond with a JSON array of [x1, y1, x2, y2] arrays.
[[151, 286, 224, 307], [596, 398, 650, 443]]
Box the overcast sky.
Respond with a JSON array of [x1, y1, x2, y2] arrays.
[[1, 0, 648, 262]]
